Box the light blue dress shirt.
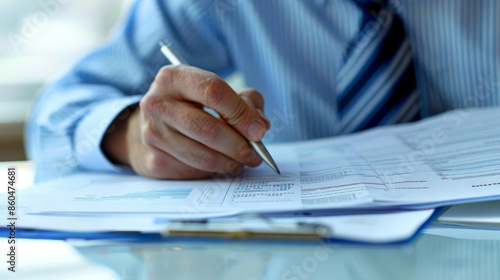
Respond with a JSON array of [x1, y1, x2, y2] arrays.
[[26, 0, 500, 181]]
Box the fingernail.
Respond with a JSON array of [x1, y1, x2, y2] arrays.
[[247, 120, 266, 141], [256, 108, 271, 129]]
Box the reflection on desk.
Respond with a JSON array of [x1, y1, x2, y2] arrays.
[[72, 231, 500, 280]]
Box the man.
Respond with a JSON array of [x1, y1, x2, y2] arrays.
[[26, 0, 500, 182]]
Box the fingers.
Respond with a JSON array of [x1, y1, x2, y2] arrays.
[[144, 124, 251, 174], [154, 65, 268, 141], [150, 101, 262, 167], [132, 145, 213, 180]]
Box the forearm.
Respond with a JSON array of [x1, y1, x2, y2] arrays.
[[26, 0, 232, 182]]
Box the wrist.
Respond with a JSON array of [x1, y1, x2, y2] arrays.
[[101, 104, 139, 166]]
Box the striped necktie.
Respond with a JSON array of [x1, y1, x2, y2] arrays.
[[336, 0, 421, 134]]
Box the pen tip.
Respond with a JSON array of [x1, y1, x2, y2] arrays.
[[273, 166, 281, 175]]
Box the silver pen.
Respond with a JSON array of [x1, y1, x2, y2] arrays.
[[159, 41, 280, 174]]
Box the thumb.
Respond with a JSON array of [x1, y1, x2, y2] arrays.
[[238, 88, 271, 130]]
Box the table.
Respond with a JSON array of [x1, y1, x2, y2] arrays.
[[2, 162, 499, 280]]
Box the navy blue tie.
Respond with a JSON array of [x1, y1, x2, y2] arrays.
[[336, 0, 421, 134]]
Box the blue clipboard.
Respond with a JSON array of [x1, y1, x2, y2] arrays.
[[0, 208, 443, 246]]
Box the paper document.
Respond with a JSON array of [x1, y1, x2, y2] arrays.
[[4, 108, 500, 218], [270, 209, 434, 243], [11, 208, 435, 243], [293, 108, 500, 209]]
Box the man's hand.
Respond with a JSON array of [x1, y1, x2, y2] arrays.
[[102, 65, 270, 179]]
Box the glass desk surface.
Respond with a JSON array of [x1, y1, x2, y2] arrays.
[[70, 228, 499, 280]]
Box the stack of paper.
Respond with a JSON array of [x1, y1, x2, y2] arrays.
[[438, 200, 500, 229], [3, 108, 500, 243]]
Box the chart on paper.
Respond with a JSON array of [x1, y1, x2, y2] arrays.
[[73, 188, 193, 201], [194, 159, 303, 209]]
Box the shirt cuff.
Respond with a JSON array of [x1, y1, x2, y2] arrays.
[[75, 96, 142, 173]]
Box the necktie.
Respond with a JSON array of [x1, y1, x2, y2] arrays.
[[336, 0, 421, 134]]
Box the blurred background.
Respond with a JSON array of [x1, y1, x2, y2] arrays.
[[0, 0, 135, 161]]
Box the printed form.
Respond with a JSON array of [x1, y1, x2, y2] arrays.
[[198, 107, 500, 210], [13, 108, 500, 216]]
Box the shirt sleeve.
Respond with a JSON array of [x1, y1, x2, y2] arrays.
[[26, 0, 234, 182]]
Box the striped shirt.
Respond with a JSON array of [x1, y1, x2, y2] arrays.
[[26, 0, 500, 181]]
